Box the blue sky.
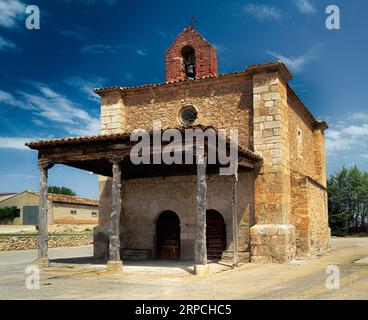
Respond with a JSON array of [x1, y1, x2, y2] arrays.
[[0, 0, 367, 198]]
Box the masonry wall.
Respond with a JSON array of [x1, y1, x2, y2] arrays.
[[287, 93, 317, 179], [287, 90, 329, 256], [308, 179, 330, 254], [100, 91, 125, 134], [96, 69, 329, 261], [95, 172, 254, 260], [51, 202, 98, 224], [102, 75, 253, 150]]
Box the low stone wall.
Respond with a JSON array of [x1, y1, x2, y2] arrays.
[[0, 234, 93, 251]]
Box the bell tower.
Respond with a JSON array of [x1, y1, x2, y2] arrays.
[[165, 27, 218, 82]]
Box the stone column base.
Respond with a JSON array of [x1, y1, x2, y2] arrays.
[[194, 264, 209, 276], [93, 225, 109, 259], [35, 258, 50, 268], [250, 224, 296, 263], [107, 260, 123, 273]]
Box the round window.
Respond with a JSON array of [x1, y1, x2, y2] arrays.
[[179, 105, 198, 126]]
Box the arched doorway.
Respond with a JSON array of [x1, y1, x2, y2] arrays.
[[156, 211, 180, 260], [206, 210, 226, 260]]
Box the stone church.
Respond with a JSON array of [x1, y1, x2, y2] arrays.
[[27, 27, 330, 272]]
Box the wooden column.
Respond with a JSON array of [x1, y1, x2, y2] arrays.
[[195, 154, 208, 274], [37, 162, 53, 268], [232, 173, 239, 267], [107, 157, 124, 272]]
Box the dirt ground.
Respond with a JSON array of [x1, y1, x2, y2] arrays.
[[0, 237, 367, 300]]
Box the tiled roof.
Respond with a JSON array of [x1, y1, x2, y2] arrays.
[[93, 61, 291, 94], [49, 194, 98, 206], [0, 190, 98, 206], [25, 125, 262, 161]]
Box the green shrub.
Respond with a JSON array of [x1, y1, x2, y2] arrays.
[[0, 206, 20, 221]]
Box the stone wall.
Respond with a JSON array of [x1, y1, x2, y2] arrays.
[[51, 202, 98, 224], [0, 234, 93, 251], [290, 174, 310, 255], [100, 91, 125, 135], [287, 93, 317, 180], [95, 63, 329, 263], [250, 72, 296, 263], [287, 88, 329, 256], [308, 179, 330, 255], [94, 171, 255, 260], [99, 75, 253, 150]]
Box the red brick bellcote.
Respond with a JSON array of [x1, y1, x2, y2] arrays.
[[165, 27, 218, 82]]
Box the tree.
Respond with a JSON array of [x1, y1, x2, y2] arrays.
[[48, 186, 76, 196], [0, 206, 20, 221], [328, 166, 368, 236]]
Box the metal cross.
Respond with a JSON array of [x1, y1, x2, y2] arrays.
[[188, 16, 198, 28]]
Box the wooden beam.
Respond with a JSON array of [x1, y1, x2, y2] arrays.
[[37, 161, 53, 267], [232, 173, 239, 267], [195, 154, 207, 266], [109, 157, 123, 262]]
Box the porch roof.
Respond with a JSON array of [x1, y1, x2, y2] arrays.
[[26, 126, 262, 178]]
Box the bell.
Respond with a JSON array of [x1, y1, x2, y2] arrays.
[[185, 63, 196, 78]]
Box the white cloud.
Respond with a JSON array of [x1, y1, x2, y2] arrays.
[[0, 36, 18, 52], [0, 0, 26, 29], [18, 84, 100, 136], [243, 3, 282, 21], [32, 118, 47, 128], [0, 137, 40, 149], [82, 43, 147, 56], [65, 76, 107, 102], [82, 44, 119, 54], [136, 49, 147, 56], [349, 112, 368, 122], [326, 113, 368, 154], [59, 28, 90, 41], [0, 89, 28, 108], [294, 0, 317, 15], [122, 73, 133, 81], [2, 83, 100, 137], [266, 46, 321, 72]]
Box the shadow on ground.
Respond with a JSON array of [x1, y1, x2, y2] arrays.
[[49, 256, 233, 275]]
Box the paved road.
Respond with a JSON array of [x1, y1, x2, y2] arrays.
[[0, 245, 93, 269], [0, 238, 367, 300]]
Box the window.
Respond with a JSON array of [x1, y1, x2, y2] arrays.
[[297, 129, 302, 158], [181, 45, 196, 80], [179, 105, 198, 126], [91, 211, 98, 217], [70, 210, 77, 215]]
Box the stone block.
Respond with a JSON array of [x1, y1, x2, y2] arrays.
[[35, 258, 50, 268], [194, 264, 209, 276], [107, 260, 123, 273], [250, 224, 296, 263]]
